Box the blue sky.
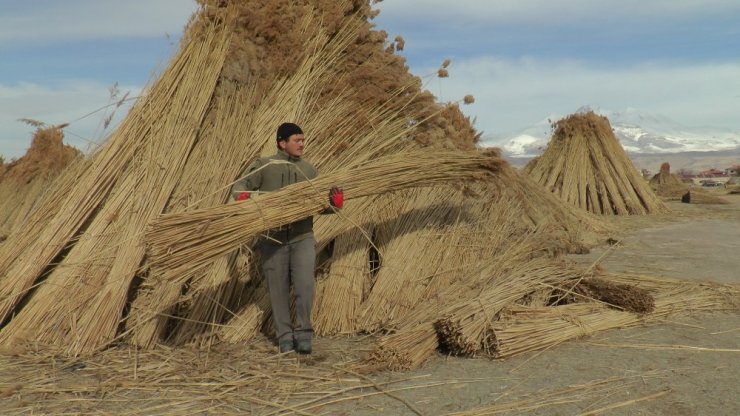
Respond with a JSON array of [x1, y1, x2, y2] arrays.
[[2, 0, 740, 159]]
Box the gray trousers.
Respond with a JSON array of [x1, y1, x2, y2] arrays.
[[259, 235, 315, 343]]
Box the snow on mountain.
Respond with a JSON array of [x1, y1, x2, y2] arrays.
[[495, 106, 740, 157]]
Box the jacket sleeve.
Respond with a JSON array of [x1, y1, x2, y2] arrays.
[[231, 158, 263, 200]]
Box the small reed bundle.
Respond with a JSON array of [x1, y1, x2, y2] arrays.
[[367, 326, 439, 371], [217, 283, 272, 343], [524, 112, 666, 215], [145, 150, 501, 283], [681, 190, 730, 205], [571, 277, 655, 314], [489, 272, 739, 359], [491, 303, 626, 358]]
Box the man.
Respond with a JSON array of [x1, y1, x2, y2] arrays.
[[232, 122, 343, 354]]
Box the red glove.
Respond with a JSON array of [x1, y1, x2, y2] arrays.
[[329, 186, 344, 209], [237, 192, 250, 201]]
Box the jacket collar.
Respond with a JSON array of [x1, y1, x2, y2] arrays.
[[276, 149, 301, 162]]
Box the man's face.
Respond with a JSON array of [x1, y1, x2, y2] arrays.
[[280, 134, 305, 158]]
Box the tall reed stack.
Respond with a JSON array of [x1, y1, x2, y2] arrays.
[[524, 112, 667, 215]]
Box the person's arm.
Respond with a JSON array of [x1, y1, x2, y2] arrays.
[[231, 159, 263, 201]]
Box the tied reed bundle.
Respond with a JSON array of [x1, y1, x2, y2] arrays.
[[146, 151, 501, 282], [571, 277, 655, 314], [681, 190, 730, 205]]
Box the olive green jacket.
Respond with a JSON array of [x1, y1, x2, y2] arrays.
[[232, 150, 318, 244]]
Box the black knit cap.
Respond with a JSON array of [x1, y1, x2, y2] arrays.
[[276, 122, 303, 141]]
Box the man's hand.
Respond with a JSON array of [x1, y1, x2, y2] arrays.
[[236, 191, 251, 201], [329, 186, 344, 209]]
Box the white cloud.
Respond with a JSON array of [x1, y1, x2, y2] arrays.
[[0, 81, 142, 159], [422, 57, 740, 144], [376, 0, 740, 24], [0, 0, 199, 44]]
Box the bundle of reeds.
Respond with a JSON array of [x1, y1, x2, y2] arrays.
[[569, 277, 655, 314], [145, 151, 502, 283], [681, 190, 730, 204], [524, 112, 666, 215]]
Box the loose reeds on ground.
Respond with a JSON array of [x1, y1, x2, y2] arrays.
[[0, 342, 383, 415], [524, 112, 666, 215]]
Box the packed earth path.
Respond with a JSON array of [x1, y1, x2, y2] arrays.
[[0, 195, 738, 415]]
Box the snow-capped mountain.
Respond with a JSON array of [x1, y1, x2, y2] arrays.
[[495, 106, 740, 157]]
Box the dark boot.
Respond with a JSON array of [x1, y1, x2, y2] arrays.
[[279, 340, 294, 353], [295, 339, 312, 355]]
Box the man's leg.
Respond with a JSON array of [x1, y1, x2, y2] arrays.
[[260, 241, 293, 348], [290, 235, 316, 346]]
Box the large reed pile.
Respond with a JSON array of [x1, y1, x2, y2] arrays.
[[524, 112, 666, 215]]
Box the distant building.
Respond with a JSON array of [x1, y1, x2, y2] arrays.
[[697, 168, 728, 178]]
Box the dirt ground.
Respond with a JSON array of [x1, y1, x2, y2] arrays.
[[0, 194, 738, 415]]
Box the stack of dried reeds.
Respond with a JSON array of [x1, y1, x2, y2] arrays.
[[649, 162, 688, 199], [524, 112, 666, 215]]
